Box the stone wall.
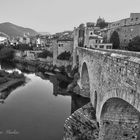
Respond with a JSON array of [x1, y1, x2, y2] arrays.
[[99, 98, 140, 140], [57, 40, 73, 56], [108, 13, 140, 29], [75, 47, 140, 140], [107, 13, 140, 47], [53, 39, 73, 67]]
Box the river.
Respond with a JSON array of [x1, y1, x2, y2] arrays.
[[0, 62, 90, 140]]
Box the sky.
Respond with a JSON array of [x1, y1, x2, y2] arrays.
[[0, 0, 140, 34]]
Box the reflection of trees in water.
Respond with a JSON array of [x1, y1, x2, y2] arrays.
[[71, 94, 90, 114], [49, 74, 90, 113], [15, 63, 36, 74], [0, 62, 90, 114], [49, 75, 70, 96], [0, 80, 25, 104]]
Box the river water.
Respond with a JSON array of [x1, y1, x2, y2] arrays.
[[0, 62, 90, 140]]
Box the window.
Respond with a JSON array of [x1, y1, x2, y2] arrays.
[[100, 45, 104, 48], [59, 44, 63, 47], [107, 46, 111, 49], [95, 45, 97, 48]]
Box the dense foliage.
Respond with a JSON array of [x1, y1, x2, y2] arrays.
[[0, 47, 15, 61], [110, 31, 120, 49], [38, 50, 53, 58], [96, 17, 108, 29], [57, 51, 71, 60], [12, 44, 33, 51], [126, 36, 140, 52], [0, 44, 5, 50]]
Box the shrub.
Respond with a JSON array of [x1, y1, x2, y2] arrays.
[[57, 51, 71, 60], [38, 50, 53, 58], [127, 36, 140, 52], [0, 44, 5, 50], [0, 47, 15, 61], [13, 44, 33, 51]]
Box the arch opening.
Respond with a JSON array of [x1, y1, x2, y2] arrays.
[[110, 31, 120, 49], [93, 91, 97, 110], [81, 62, 90, 97], [99, 98, 140, 140]]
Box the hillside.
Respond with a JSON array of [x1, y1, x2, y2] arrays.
[[0, 22, 38, 38]]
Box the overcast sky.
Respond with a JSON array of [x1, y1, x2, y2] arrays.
[[0, 0, 140, 33]]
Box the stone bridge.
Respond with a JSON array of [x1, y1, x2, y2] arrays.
[[75, 47, 140, 139]]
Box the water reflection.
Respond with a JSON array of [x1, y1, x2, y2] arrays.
[[71, 94, 90, 114], [0, 81, 26, 104], [15, 63, 36, 74], [48, 71, 90, 113], [0, 62, 90, 140]]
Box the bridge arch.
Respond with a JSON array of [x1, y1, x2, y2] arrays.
[[99, 97, 140, 140], [97, 88, 140, 122], [80, 62, 90, 97]]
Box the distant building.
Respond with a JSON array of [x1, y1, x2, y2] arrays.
[[0, 36, 8, 44], [73, 23, 112, 50], [36, 38, 41, 47], [57, 32, 73, 56], [106, 13, 140, 49], [52, 31, 74, 66]]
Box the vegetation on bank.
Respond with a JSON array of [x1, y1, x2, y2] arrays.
[[0, 70, 25, 102], [38, 50, 53, 58], [57, 51, 71, 60], [12, 44, 34, 51], [126, 36, 140, 52], [0, 47, 15, 61]]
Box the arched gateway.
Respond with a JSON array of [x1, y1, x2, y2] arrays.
[[80, 62, 90, 97]]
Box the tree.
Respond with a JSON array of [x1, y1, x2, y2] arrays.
[[96, 17, 108, 29], [0, 48, 15, 61], [57, 51, 71, 60], [127, 36, 140, 52], [38, 50, 53, 58], [110, 31, 120, 49]]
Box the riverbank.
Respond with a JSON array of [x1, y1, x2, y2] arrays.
[[14, 56, 85, 98], [14, 56, 74, 83], [0, 70, 25, 102]]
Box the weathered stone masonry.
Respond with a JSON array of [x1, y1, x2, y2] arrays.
[[77, 47, 140, 139], [107, 13, 140, 48]]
